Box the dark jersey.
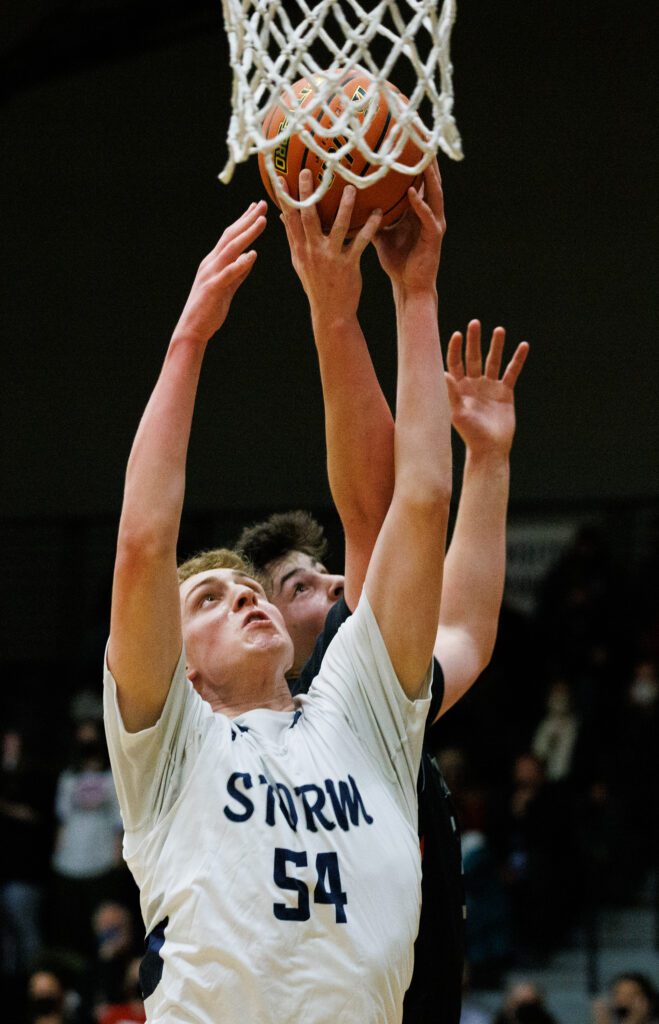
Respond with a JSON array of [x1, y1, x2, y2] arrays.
[[293, 598, 465, 1024]]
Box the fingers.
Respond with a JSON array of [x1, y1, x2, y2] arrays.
[[210, 201, 267, 257], [209, 250, 258, 296], [501, 341, 530, 390], [351, 205, 383, 256], [465, 319, 483, 377], [278, 177, 305, 251], [484, 326, 506, 380], [449, 322, 529, 386], [215, 213, 267, 270], [446, 331, 465, 381], [329, 185, 357, 246], [299, 168, 321, 236], [407, 185, 434, 229], [421, 158, 445, 222]]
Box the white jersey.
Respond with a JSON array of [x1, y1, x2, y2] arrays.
[[103, 594, 431, 1024]]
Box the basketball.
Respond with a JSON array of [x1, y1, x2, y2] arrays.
[[258, 70, 425, 235]]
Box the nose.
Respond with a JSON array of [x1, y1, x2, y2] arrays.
[[326, 574, 344, 603], [231, 585, 258, 613]]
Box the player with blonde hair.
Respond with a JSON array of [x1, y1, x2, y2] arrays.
[[104, 168, 451, 1022]]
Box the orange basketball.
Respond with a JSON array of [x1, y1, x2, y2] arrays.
[[258, 70, 424, 235]]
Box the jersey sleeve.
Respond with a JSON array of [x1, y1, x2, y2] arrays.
[[102, 646, 213, 833], [304, 592, 432, 824]]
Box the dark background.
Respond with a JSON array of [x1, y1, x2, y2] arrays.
[[1, 0, 657, 680]]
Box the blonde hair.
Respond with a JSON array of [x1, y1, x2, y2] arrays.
[[177, 548, 259, 585]]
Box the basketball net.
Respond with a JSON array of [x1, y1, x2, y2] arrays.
[[218, 0, 463, 209]]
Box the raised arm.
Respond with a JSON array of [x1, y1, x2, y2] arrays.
[[365, 161, 451, 696], [279, 171, 392, 609], [434, 321, 529, 716], [107, 202, 267, 731]]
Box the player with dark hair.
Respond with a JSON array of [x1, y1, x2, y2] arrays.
[[229, 169, 528, 1022], [235, 510, 343, 677], [104, 169, 452, 1023]]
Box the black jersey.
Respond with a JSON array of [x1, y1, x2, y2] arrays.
[[293, 598, 465, 1024]]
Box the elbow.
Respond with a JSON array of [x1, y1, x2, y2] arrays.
[[115, 524, 176, 571], [471, 627, 498, 677], [396, 473, 452, 515]]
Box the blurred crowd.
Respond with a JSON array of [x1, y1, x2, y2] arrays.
[[1, 522, 657, 1022]]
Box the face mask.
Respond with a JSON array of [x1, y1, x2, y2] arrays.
[[78, 736, 102, 753], [97, 925, 123, 944]]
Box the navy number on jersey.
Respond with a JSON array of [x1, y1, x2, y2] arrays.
[[273, 848, 348, 923], [273, 848, 310, 921]]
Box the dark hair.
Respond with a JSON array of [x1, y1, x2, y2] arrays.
[[235, 511, 328, 575], [611, 973, 658, 1007]]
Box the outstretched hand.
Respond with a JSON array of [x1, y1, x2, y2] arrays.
[[280, 168, 382, 321], [173, 201, 267, 345], [373, 158, 445, 293], [446, 320, 529, 457]]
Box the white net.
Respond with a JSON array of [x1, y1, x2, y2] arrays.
[[218, 0, 463, 208]]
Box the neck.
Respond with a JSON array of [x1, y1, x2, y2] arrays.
[[200, 672, 295, 718]]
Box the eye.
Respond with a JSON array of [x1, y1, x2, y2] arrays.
[[201, 592, 216, 604], [293, 582, 308, 595]]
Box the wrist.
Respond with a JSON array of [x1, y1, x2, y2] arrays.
[[464, 447, 511, 474], [166, 329, 210, 373], [392, 281, 438, 307], [310, 307, 360, 336]]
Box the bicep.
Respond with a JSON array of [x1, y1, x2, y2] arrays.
[[364, 502, 447, 697], [108, 547, 182, 732], [433, 624, 485, 719]]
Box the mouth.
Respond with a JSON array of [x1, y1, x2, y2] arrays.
[[243, 610, 271, 628]]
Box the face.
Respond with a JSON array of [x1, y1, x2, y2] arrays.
[[612, 980, 651, 1022], [266, 551, 344, 674], [507, 982, 542, 1011], [28, 970, 64, 1011], [180, 569, 294, 697], [513, 754, 544, 788]]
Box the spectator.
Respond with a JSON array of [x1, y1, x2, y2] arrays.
[[48, 722, 122, 956], [462, 830, 511, 989], [97, 958, 145, 1024], [532, 676, 580, 782], [25, 968, 68, 1023], [493, 753, 577, 960], [614, 661, 659, 888], [83, 902, 137, 1014], [0, 729, 53, 986], [537, 524, 626, 680], [436, 746, 488, 834], [493, 980, 557, 1024], [460, 964, 494, 1023], [592, 973, 659, 1024]]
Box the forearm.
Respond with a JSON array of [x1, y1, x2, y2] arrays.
[[310, 307, 394, 605], [364, 285, 451, 694], [393, 285, 451, 502], [118, 332, 207, 555], [311, 309, 394, 524], [442, 448, 509, 650]]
